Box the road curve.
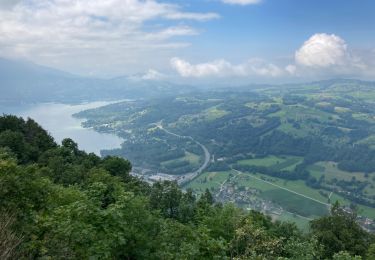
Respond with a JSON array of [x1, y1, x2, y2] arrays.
[[156, 123, 210, 185]]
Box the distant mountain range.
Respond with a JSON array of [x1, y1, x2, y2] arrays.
[[1, 57, 373, 105], [0, 57, 195, 104]]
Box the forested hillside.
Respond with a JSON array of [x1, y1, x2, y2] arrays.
[[0, 114, 375, 259], [76, 80, 375, 229]]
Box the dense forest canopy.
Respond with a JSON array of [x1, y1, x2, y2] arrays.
[[1, 114, 375, 259]]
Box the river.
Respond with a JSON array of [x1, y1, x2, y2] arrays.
[[0, 101, 124, 155]]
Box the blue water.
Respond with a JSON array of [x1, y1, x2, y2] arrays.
[[0, 101, 123, 155]]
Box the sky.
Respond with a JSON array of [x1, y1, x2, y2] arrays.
[[0, 0, 375, 83]]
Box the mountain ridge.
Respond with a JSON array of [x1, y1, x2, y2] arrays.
[[1, 57, 374, 104], [0, 57, 196, 104]]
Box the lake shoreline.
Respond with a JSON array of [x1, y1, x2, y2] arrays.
[[0, 101, 125, 155]]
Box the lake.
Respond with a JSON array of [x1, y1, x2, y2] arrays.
[[0, 101, 124, 155]]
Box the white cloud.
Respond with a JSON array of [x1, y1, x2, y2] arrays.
[[127, 69, 166, 81], [222, 0, 262, 5], [285, 64, 297, 75], [170, 57, 286, 78], [165, 12, 219, 21], [139, 69, 166, 80], [0, 0, 218, 77], [171, 58, 232, 77], [145, 26, 198, 41], [293, 33, 375, 79], [295, 33, 348, 67]]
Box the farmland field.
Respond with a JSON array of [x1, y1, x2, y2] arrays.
[[238, 155, 303, 172], [185, 171, 234, 195], [308, 161, 368, 182]]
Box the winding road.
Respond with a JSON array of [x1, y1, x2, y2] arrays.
[[156, 123, 211, 185], [156, 122, 331, 206]]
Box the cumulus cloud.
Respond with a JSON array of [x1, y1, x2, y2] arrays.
[[295, 33, 348, 67], [0, 0, 218, 76], [222, 0, 262, 5], [293, 33, 375, 79], [170, 57, 289, 78]]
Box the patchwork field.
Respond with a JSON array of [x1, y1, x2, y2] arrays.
[[308, 161, 368, 182], [233, 172, 329, 217], [238, 155, 303, 172]]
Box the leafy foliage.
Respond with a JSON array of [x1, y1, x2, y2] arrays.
[[311, 202, 372, 259], [0, 115, 374, 259]]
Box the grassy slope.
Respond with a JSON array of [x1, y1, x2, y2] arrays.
[[238, 155, 303, 171]]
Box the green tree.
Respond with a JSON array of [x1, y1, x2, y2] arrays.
[[61, 138, 79, 155], [230, 214, 284, 259], [310, 202, 372, 259], [177, 188, 197, 223], [200, 203, 243, 242], [0, 130, 26, 161], [366, 243, 375, 259], [149, 181, 183, 219], [101, 156, 132, 181]]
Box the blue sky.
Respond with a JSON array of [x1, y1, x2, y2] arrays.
[[174, 0, 375, 60], [0, 0, 374, 82]]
